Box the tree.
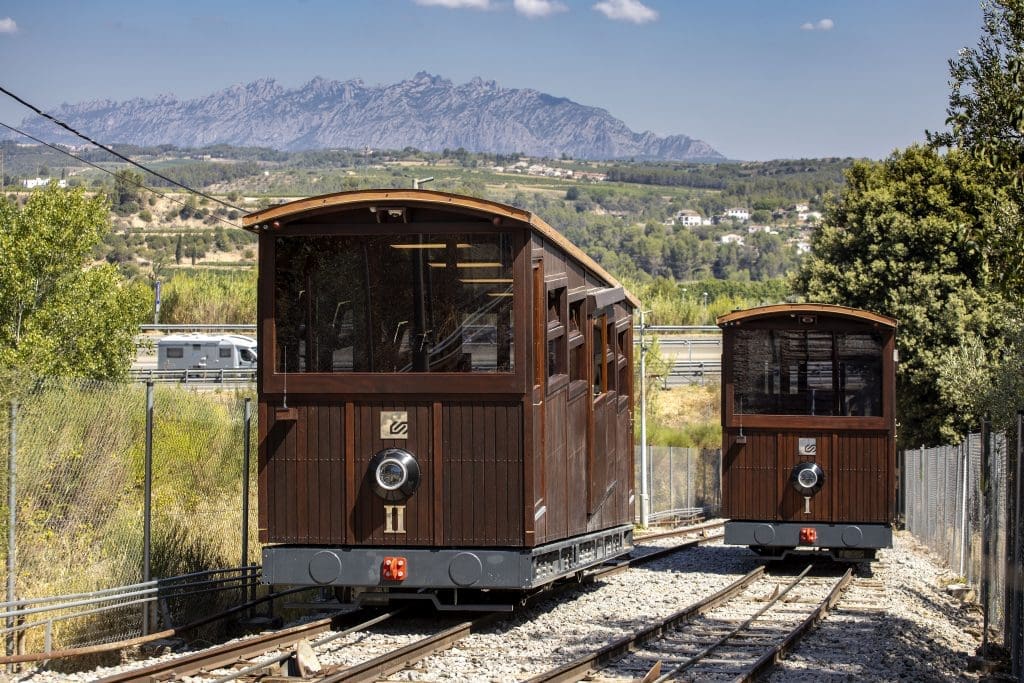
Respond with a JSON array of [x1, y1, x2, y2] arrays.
[[929, 0, 1024, 294], [795, 146, 1005, 446], [0, 184, 150, 380], [111, 169, 144, 211]]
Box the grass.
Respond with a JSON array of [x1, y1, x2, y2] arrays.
[[0, 377, 258, 655]]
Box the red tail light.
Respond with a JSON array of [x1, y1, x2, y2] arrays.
[[799, 527, 817, 545], [382, 556, 408, 581]]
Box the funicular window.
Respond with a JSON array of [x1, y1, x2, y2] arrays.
[[568, 298, 586, 387], [616, 325, 630, 402], [592, 316, 606, 395], [732, 328, 883, 416], [546, 286, 567, 389], [605, 320, 617, 396], [274, 232, 515, 373]]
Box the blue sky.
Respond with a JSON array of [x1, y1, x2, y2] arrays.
[[0, 0, 985, 161]]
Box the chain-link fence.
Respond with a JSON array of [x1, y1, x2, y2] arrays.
[[0, 377, 258, 657], [903, 421, 1022, 677], [636, 446, 721, 523]]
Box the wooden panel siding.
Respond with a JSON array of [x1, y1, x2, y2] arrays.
[[443, 401, 524, 546], [722, 430, 778, 520], [723, 428, 891, 523], [261, 402, 346, 544], [566, 391, 588, 537], [544, 393, 569, 542]]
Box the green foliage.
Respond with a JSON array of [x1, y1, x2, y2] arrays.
[[929, 0, 1024, 295], [161, 269, 256, 323], [795, 146, 1004, 446], [932, 1, 1024, 186], [0, 184, 150, 380], [647, 422, 721, 449], [626, 276, 791, 325], [111, 169, 144, 213]]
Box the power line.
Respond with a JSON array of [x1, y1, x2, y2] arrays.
[[0, 83, 244, 212], [0, 120, 244, 230]]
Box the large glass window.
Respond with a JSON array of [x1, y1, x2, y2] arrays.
[[274, 233, 515, 373], [732, 329, 883, 416]]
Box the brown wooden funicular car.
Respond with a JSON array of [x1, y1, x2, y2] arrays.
[[717, 304, 897, 560], [243, 189, 637, 608]]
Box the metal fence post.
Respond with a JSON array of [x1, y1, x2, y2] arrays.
[[242, 398, 253, 602], [982, 417, 992, 650], [663, 448, 671, 511], [1014, 411, 1024, 680], [638, 312, 649, 527], [142, 381, 154, 636], [6, 401, 17, 661]]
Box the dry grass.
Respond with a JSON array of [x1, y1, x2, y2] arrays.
[[653, 384, 720, 430], [644, 382, 722, 448]]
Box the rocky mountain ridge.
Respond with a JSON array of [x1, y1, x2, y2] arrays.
[[21, 73, 724, 161]]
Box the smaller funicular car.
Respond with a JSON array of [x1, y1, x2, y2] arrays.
[[717, 304, 897, 560]]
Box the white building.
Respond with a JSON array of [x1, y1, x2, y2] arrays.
[[725, 207, 750, 221], [21, 178, 67, 189], [720, 233, 745, 245], [674, 210, 703, 227]]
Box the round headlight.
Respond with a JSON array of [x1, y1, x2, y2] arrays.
[[376, 458, 408, 491], [797, 468, 819, 489], [368, 448, 421, 501], [791, 461, 825, 497]]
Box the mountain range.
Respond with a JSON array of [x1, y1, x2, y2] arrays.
[[19, 73, 724, 162]]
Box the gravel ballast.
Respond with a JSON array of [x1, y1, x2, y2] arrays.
[[12, 528, 985, 682]]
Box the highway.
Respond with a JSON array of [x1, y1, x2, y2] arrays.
[[132, 328, 722, 387]]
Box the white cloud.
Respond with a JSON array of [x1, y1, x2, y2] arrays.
[[514, 0, 567, 19], [0, 18, 18, 34], [413, 0, 491, 9], [593, 0, 658, 24], [800, 18, 835, 31]]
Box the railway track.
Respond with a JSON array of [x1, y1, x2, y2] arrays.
[[97, 522, 722, 682], [528, 563, 855, 682]]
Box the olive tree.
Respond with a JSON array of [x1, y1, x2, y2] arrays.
[[795, 146, 1006, 447], [0, 184, 150, 380]]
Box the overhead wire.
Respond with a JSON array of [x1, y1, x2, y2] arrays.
[[0, 83, 245, 213], [0, 120, 244, 231]]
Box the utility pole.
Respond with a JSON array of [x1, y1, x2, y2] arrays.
[[639, 310, 650, 527]]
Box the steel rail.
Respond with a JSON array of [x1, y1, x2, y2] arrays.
[[318, 612, 506, 683], [634, 519, 723, 543], [96, 608, 402, 683], [315, 533, 721, 682], [741, 567, 855, 682], [652, 564, 818, 682], [593, 532, 724, 580], [525, 566, 766, 683], [209, 608, 404, 683]]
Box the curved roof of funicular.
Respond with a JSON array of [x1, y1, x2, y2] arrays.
[[243, 188, 640, 307], [716, 303, 897, 329]]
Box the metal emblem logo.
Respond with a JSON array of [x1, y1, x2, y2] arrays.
[[383, 505, 406, 534], [380, 411, 409, 440], [798, 438, 817, 456]]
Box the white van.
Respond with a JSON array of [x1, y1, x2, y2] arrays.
[[157, 334, 258, 371]]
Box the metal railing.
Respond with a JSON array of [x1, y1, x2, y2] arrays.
[[0, 566, 260, 659], [140, 324, 257, 333], [128, 368, 256, 384]]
